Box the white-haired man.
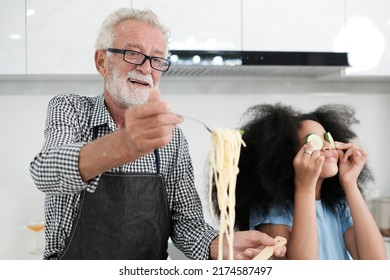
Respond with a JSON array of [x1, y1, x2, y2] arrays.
[[30, 7, 286, 260]]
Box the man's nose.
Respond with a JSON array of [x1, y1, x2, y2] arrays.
[[136, 58, 153, 74]]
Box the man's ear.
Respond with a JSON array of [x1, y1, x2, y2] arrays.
[[95, 50, 107, 77]]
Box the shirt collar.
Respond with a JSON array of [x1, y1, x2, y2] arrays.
[[90, 94, 117, 132]]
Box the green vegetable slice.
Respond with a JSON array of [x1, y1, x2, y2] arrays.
[[324, 132, 335, 148], [305, 134, 323, 150]]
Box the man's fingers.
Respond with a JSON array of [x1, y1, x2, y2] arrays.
[[243, 248, 262, 259], [128, 100, 171, 120], [147, 88, 161, 103]]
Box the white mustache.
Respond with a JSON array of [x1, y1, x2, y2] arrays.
[[125, 71, 154, 87]]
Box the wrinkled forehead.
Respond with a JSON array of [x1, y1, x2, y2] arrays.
[[114, 20, 168, 55]]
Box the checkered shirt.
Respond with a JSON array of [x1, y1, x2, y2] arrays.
[[29, 93, 218, 260]]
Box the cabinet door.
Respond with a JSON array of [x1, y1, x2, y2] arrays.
[[0, 0, 26, 74], [133, 0, 241, 50], [242, 0, 345, 52], [344, 0, 390, 76], [26, 0, 130, 74]]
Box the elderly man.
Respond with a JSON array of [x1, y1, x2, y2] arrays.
[[30, 7, 285, 260]]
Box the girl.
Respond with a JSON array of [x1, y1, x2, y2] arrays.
[[222, 103, 387, 259]]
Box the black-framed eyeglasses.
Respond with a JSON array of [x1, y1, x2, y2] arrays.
[[106, 48, 171, 72]]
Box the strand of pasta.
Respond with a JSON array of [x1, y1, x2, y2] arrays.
[[209, 128, 246, 260]]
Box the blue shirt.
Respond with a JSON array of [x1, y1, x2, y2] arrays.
[[249, 200, 353, 259]]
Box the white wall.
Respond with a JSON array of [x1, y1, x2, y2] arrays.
[[1, 77, 390, 259]]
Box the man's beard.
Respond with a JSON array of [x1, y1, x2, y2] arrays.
[[106, 64, 155, 107]]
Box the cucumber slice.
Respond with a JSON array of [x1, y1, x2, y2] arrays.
[[305, 133, 323, 150], [324, 132, 335, 148]]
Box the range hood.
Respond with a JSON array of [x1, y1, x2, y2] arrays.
[[164, 50, 349, 78]]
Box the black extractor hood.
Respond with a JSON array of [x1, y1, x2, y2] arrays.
[[164, 50, 349, 78]]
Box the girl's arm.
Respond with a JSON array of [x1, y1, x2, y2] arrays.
[[337, 142, 387, 259], [343, 184, 387, 259], [288, 186, 318, 259], [260, 144, 323, 259], [256, 186, 319, 260]]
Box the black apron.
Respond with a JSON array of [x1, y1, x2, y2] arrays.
[[61, 128, 170, 259]]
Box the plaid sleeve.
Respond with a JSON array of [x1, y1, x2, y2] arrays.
[[29, 94, 99, 194], [167, 129, 219, 259]]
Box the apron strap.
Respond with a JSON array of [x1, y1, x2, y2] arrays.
[[154, 149, 160, 174]]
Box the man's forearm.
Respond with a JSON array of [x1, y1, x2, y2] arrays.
[[79, 130, 141, 181]]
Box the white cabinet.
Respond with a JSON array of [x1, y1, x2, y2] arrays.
[[5, 0, 390, 77], [26, 0, 130, 74], [0, 0, 26, 74], [242, 0, 345, 52], [344, 0, 390, 77], [133, 0, 241, 51]]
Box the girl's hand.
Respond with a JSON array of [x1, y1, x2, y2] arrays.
[[293, 143, 325, 191], [335, 141, 368, 186]]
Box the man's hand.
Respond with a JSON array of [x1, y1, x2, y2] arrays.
[[209, 230, 287, 260], [79, 89, 182, 182], [123, 88, 183, 157]]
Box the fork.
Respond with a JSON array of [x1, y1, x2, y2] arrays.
[[177, 114, 213, 133]]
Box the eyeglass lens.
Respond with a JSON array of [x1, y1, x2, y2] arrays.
[[124, 50, 170, 71]]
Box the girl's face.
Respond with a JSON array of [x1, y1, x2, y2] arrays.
[[297, 120, 339, 178]]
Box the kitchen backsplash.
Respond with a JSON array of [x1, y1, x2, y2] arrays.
[[1, 76, 390, 259]]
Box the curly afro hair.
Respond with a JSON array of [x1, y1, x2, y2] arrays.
[[211, 103, 374, 230]]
